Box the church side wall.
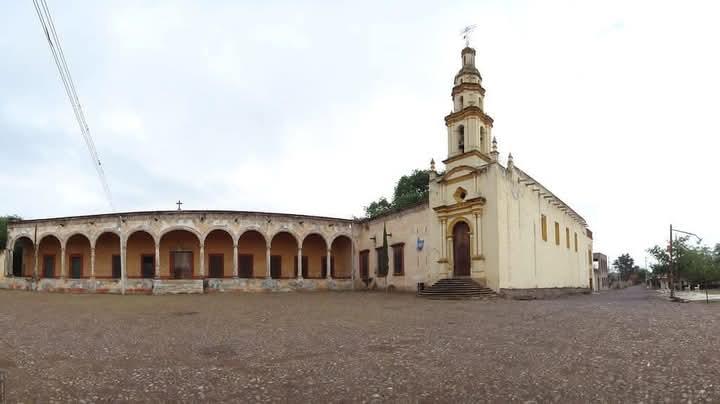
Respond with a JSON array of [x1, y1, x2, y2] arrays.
[[356, 204, 438, 292], [495, 166, 592, 295]]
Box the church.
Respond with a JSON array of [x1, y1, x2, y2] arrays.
[[1, 45, 593, 297]]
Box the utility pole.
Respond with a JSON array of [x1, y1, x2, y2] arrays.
[[669, 224, 674, 299]]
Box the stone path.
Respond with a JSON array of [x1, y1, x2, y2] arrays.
[[0, 286, 718, 402]]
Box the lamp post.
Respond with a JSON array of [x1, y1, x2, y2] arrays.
[[668, 225, 702, 299]]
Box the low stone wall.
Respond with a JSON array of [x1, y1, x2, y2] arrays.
[[499, 287, 591, 300], [153, 280, 203, 295], [205, 278, 356, 293], [0, 277, 34, 291], [0, 277, 358, 294]]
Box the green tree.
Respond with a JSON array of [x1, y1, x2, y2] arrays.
[[377, 223, 389, 279], [364, 197, 393, 218], [392, 169, 430, 210], [364, 169, 430, 218], [612, 253, 637, 281], [0, 215, 22, 250]]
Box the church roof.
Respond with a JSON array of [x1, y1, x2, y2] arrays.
[[10, 209, 354, 225], [513, 166, 589, 227]]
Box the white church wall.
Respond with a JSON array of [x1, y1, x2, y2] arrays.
[[493, 165, 592, 293]]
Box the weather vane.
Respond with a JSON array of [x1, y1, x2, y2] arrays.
[[460, 25, 477, 47]]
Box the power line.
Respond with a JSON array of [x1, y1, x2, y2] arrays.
[[32, 0, 115, 211]]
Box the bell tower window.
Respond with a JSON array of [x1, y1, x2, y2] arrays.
[[457, 125, 465, 153]]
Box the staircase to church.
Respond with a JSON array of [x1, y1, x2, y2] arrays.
[[418, 278, 497, 300]]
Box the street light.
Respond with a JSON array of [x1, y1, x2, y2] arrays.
[[668, 224, 702, 299]]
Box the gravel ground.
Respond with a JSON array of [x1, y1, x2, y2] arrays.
[[0, 286, 718, 402]]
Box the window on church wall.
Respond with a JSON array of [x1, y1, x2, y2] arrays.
[[359, 250, 370, 280], [392, 243, 404, 276], [541, 215, 548, 242], [574, 232, 578, 252], [457, 125, 465, 153], [554, 222, 560, 245], [565, 227, 570, 249]]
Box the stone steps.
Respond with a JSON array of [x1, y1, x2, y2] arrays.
[[418, 278, 497, 300]]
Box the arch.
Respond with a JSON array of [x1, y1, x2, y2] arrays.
[[202, 226, 237, 245], [159, 229, 201, 279], [237, 229, 267, 278], [38, 232, 63, 246], [95, 231, 122, 279], [126, 230, 157, 279], [452, 221, 471, 277], [37, 234, 62, 278], [328, 232, 353, 247], [330, 235, 353, 279], [9, 233, 34, 251], [11, 235, 34, 277], [301, 231, 329, 247], [268, 229, 301, 247], [159, 225, 202, 243], [62, 231, 92, 248], [65, 233, 92, 278], [125, 226, 159, 245], [92, 229, 121, 249], [447, 216, 473, 236], [204, 228, 234, 278], [269, 231, 299, 279], [301, 233, 328, 279]]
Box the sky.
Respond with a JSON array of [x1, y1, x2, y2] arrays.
[[1, 0, 719, 267]]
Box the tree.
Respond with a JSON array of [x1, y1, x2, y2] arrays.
[[364, 197, 392, 218], [612, 253, 637, 282], [392, 170, 430, 210], [0, 215, 22, 250], [364, 169, 430, 218], [647, 238, 720, 290], [377, 223, 389, 287]]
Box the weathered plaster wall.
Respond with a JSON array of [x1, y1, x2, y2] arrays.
[[356, 203, 437, 292], [494, 164, 592, 291]]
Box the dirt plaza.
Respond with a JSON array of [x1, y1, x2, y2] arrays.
[[0, 287, 718, 402]]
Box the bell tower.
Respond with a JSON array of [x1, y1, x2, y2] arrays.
[[443, 46, 495, 171]]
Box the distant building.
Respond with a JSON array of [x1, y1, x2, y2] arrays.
[[592, 253, 609, 291]]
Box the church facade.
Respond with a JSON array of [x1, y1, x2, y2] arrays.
[[1, 46, 593, 296]]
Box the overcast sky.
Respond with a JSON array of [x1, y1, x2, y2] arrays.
[[1, 0, 719, 266]]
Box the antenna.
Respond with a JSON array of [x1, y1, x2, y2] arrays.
[[460, 25, 477, 47]]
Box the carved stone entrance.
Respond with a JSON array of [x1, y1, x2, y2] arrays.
[[453, 221, 471, 276]]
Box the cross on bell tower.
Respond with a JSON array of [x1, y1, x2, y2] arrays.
[[176, 200, 183, 211]]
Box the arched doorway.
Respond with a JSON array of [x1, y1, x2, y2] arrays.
[[270, 232, 298, 279], [301, 233, 326, 279], [331, 236, 352, 279], [160, 230, 200, 279], [95, 232, 121, 279], [204, 229, 234, 278], [38, 235, 61, 278], [65, 234, 92, 279], [11, 236, 34, 277], [452, 221, 471, 277]]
